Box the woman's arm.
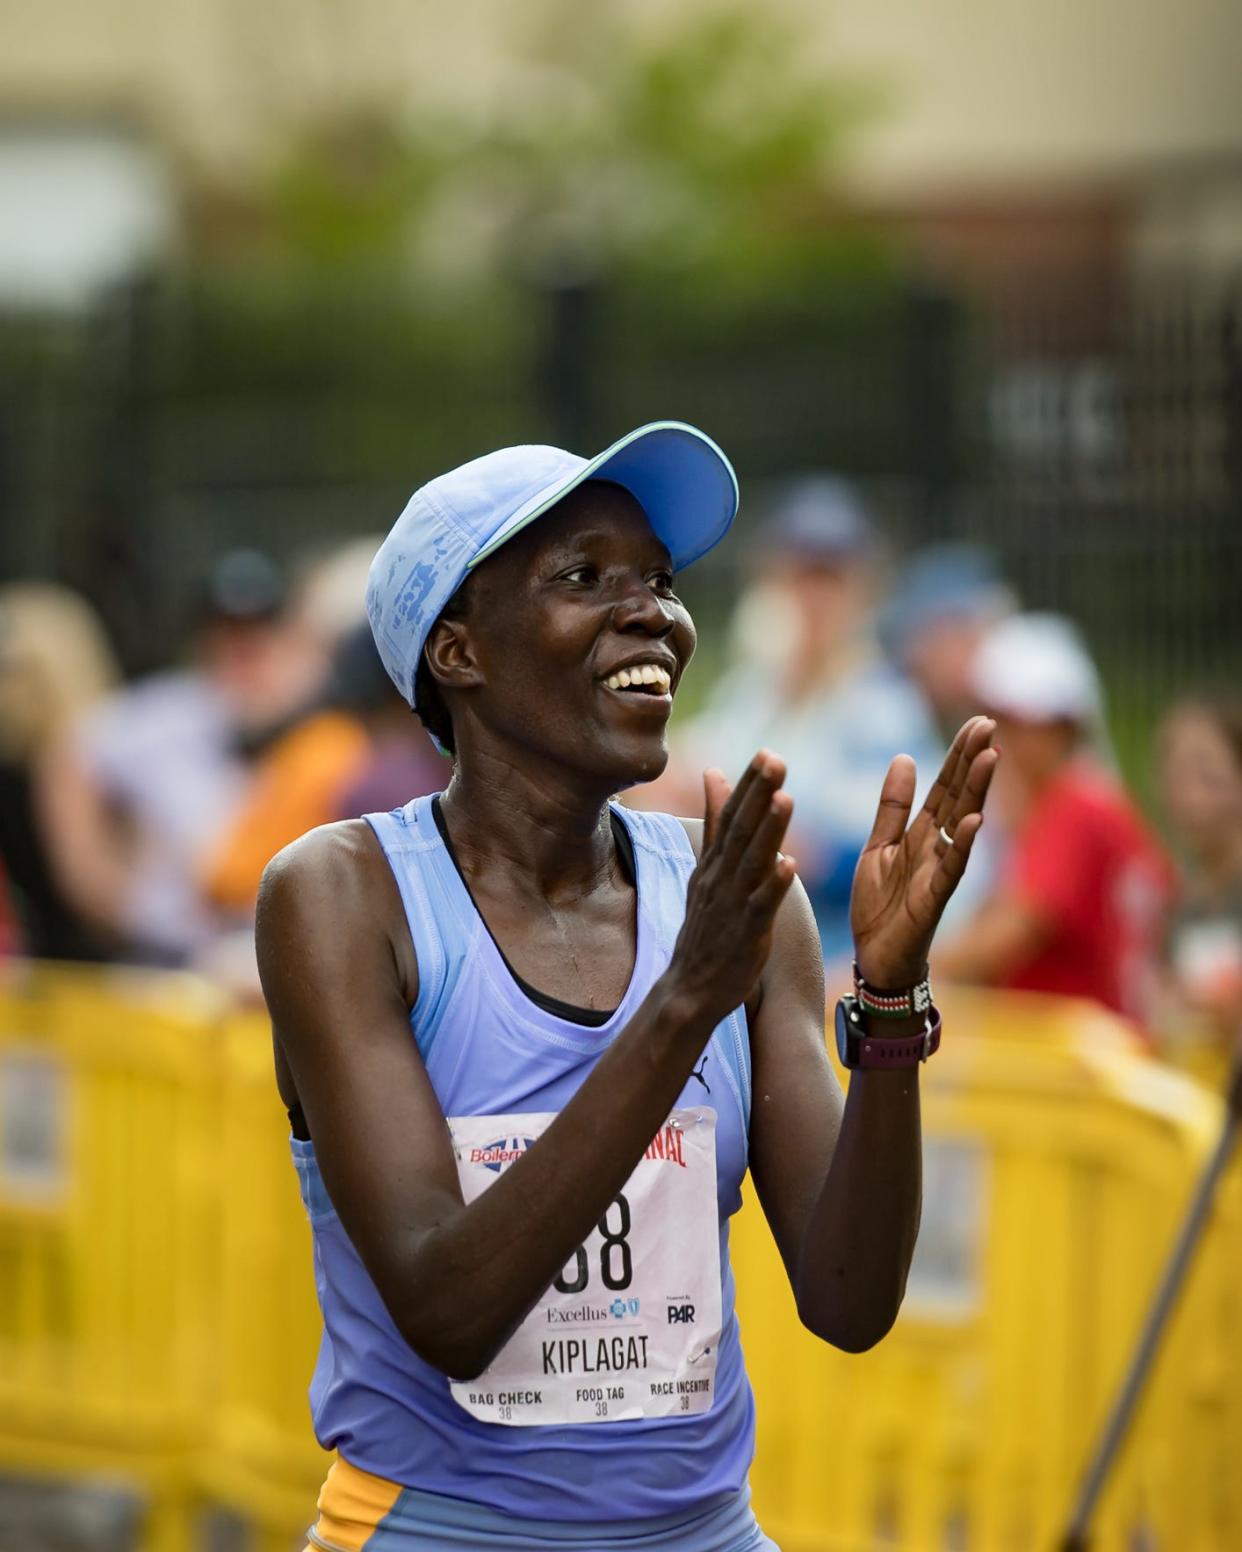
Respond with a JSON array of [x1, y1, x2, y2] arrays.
[[748, 880, 921, 1351], [933, 894, 1051, 985], [749, 717, 997, 1350], [257, 754, 796, 1381], [36, 735, 133, 941]]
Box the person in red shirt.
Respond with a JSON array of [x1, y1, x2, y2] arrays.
[[0, 860, 21, 957], [935, 613, 1171, 1028]]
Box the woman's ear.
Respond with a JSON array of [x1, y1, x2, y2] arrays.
[[424, 616, 484, 693]]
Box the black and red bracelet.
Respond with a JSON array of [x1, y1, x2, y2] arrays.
[[852, 962, 934, 1020]]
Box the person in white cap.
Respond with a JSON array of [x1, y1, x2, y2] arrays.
[[935, 613, 1170, 1028], [255, 422, 996, 1550]]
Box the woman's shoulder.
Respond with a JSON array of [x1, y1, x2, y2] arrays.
[[259, 819, 408, 956], [257, 818, 419, 1008], [262, 816, 390, 899], [618, 805, 704, 860], [674, 815, 705, 858]]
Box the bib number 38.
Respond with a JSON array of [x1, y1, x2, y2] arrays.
[[446, 1108, 722, 1427], [554, 1193, 633, 1294]]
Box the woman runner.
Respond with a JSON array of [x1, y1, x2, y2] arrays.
[[256, 421, 997, 1552]]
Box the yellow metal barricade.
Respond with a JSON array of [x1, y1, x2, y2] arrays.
[[740, 988, 1241, 1552], [200, 1008, 330, 1550], [4, 967, 1240, 1551], [0, 960, 223, 1551]]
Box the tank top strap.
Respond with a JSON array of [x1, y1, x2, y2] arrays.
[[612, 805, 697, 874], [613, 806, 753, 1135], [364, 795, 477, 1063]]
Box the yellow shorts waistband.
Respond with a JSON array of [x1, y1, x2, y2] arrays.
[[307, 1456, 403, 1552]]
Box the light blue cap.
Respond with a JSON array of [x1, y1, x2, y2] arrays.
[[367, 419, 738, 711]]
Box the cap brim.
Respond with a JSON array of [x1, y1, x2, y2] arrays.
[[468, 420, 738, 573]]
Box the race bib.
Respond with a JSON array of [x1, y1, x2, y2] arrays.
[[446, 1107, 721, 1426]]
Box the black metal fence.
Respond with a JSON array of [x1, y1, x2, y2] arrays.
[[1, 266, 1239, 783], [957, 277, 1242, 785]]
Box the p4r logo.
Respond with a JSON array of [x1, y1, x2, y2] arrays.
[[667, 1303, 696, 1324]]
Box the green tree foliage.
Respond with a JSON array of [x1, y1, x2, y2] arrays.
[[257, 4, 890, 299], [177, 6, 906, 489]]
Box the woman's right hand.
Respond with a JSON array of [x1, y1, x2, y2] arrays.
[[668, 750, 798, 1021]]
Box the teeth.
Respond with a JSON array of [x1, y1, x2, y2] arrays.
[[604, 665, 672, 694]]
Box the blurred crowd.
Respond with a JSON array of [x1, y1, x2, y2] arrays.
[[2, 478, 1240, 1075], [0, 542, 447, 996]]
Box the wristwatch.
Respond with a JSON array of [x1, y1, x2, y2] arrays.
[[834, 994, 942, 1070]]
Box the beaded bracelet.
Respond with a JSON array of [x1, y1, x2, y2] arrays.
[[852, 962, 933, 1020]]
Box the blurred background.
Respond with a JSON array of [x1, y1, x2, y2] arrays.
[[2, 0, 1242, 1548]]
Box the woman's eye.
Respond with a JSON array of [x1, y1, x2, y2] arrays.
[[561, 566, 597, 585], [649, 571, 676, 594]]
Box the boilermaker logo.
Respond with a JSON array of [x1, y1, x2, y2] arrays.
[[642, 1122, 686, 1168], [470, 1136, 535, 1173]]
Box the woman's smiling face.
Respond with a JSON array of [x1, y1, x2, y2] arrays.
[[425, 481, 698, 790], [1160, 705, 1242, 859]]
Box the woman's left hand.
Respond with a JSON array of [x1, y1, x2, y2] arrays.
[[850, 715, 998, 989]]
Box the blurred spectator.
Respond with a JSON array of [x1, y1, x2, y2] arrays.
[[44, 551, 291, 965], [290, 538, 383, 656], [1157, 697, 1242, 1064], [226, 541, 382, 759], [0, 584, 120, 960], [330, 623, 449, 820], [0, 863, 18, 958], [879, 543, 1017, 929], [880, 543, 1016, 740], [203, 622, 446, 918], [655, 476, 939, 962], [935, 614, 1172, 1030]]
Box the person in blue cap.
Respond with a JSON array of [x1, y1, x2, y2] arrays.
[[879, 542, 1016, 742], [663, 476, 942, 968], [878, 543, 1017, 929], [255, 422, 996, 1551]]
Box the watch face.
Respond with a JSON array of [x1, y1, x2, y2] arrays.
[[834, 997, 855, 1067]]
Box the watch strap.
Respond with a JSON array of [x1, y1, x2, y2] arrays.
[[838, 995, 941, 1069]]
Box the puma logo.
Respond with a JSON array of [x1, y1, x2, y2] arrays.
[[690, 1057, 711, 1094]]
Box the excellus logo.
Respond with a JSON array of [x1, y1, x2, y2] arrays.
[[470, 1136, 536, 1173]]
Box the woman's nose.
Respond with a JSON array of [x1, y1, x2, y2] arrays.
[[613, 579, 674, 635]]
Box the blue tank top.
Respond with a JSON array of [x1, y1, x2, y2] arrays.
[[290, 796, 756, 1525]]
